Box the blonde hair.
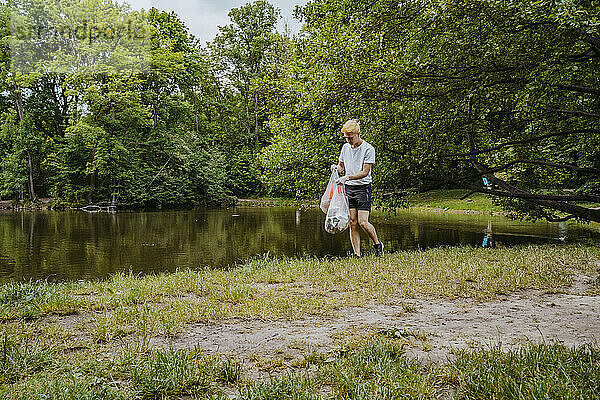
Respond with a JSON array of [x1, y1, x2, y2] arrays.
[[341, 119, 360, 135]]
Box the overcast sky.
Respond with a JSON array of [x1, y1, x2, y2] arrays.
[[123, 0, 309, 45]]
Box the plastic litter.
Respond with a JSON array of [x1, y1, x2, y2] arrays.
[[320, 170, 338, 213], [324, 182, 350, 234]]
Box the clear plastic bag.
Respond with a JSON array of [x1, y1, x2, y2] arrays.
[[320, 170, 339, 213], [324, 183, 350, 234]]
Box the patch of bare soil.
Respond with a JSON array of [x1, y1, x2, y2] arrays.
[[43, 273, 599, 378], [146, 276, 600, 370]]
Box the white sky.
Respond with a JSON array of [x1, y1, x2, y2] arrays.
[[123, 0, 309, 45]]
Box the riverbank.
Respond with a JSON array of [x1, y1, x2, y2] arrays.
[[0, 198, 54, 211], [0, 190, 589, 220], [239, 189, 501, 215], [1, 244, 599, 398]]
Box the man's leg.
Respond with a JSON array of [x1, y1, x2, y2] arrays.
[[357, 210, 379, 245], [349, 208, 361, 256]]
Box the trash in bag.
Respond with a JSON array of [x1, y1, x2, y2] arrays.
[[324, 183, 350, 234], [320, 170, 338, 213]]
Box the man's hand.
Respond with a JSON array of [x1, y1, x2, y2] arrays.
[[335, 175, 349, 185], [330, 164, 339, 173]]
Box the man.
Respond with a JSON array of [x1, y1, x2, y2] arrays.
[[331, 119, 384, 257]]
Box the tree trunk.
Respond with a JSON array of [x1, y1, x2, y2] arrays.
[[13, 88, 37, 201], [88, 148, 96, 204], [243, 85, 252, 136], [253, 92, 259, 145], [26, 150, 36, 201]]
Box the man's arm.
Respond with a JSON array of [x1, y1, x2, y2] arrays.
[[336, 163, 372, 185], [346, 163, 372, 180]]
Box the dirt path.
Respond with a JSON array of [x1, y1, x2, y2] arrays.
[[147, 275, 599, 369]]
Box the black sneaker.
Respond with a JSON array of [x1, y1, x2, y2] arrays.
[[351, 253, 362, 259], [374, 242, 384, 257]]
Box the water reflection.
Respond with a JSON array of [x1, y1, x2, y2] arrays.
[[0, 207, 598, 282]]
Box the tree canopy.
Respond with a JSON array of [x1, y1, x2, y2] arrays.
[[1, 0, 598, 222], [261, 0, 600, 222]]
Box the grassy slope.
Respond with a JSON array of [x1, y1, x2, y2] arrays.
[[405, 190, 498, 212]]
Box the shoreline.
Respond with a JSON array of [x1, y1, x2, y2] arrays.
[[3, 197, 598, 226]]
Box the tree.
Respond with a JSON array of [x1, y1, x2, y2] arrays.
[[267, 0, 600, 222], [210, 0, 281, 144], [1, 0, 233, 207], [207, 1, 287, 196]]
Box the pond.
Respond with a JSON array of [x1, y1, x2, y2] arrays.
[[0, 206, 598, 283]]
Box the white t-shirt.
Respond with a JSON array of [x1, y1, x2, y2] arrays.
[[338, 140, 375, 186]]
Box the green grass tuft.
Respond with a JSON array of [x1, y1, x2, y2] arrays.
[[118, 347, 223, 398], [0, 335, 56, 385], [0, 377, 125, 400], [449, 343, 600, 399], [239, 376, 318, 400], [316, 340, 436, 399], [0, 281, 82, 320]]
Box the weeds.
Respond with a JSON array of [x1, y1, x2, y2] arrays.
[[1, 245, 599, 398], [0, 376, 125, 400], [217, 358, 243, 385], [316, 340, 437, 399], [239, 375, 318, 400], [0, 335, 598, 400], [1, 245, 598, 339]]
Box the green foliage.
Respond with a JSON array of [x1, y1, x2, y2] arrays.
[[262, 0, 600, 221], [226, 147, 264, 196], [0, 376, 125, 400], [2, 0, 598, 218], [0, 113, 27, 197], [260, 115, 339, 198], [317, 340, 435, 399], [210, 0, 281, 144], [0, 0, 261, 207], [240, 376, 318, 400]]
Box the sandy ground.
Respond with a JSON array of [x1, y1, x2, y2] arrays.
[[137, 273, 600, 371], [43, 269, 599, 379]]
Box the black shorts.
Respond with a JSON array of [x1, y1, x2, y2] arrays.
[[345, 184, 372, 211]]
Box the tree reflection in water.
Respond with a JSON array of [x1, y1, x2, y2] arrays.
[[0, 207, 598, 282]]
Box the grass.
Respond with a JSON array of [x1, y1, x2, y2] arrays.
[[238, 190, 496, 213], [448, 343, 600, 399], [0, 245, 598, 341], [404, 189, 498, 213], [0, 244, 599, 398], [119, 348, 231, 398], [0, 280, 83, 320], [1, 337, 598, 399], [0, 335, 56, 385]]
